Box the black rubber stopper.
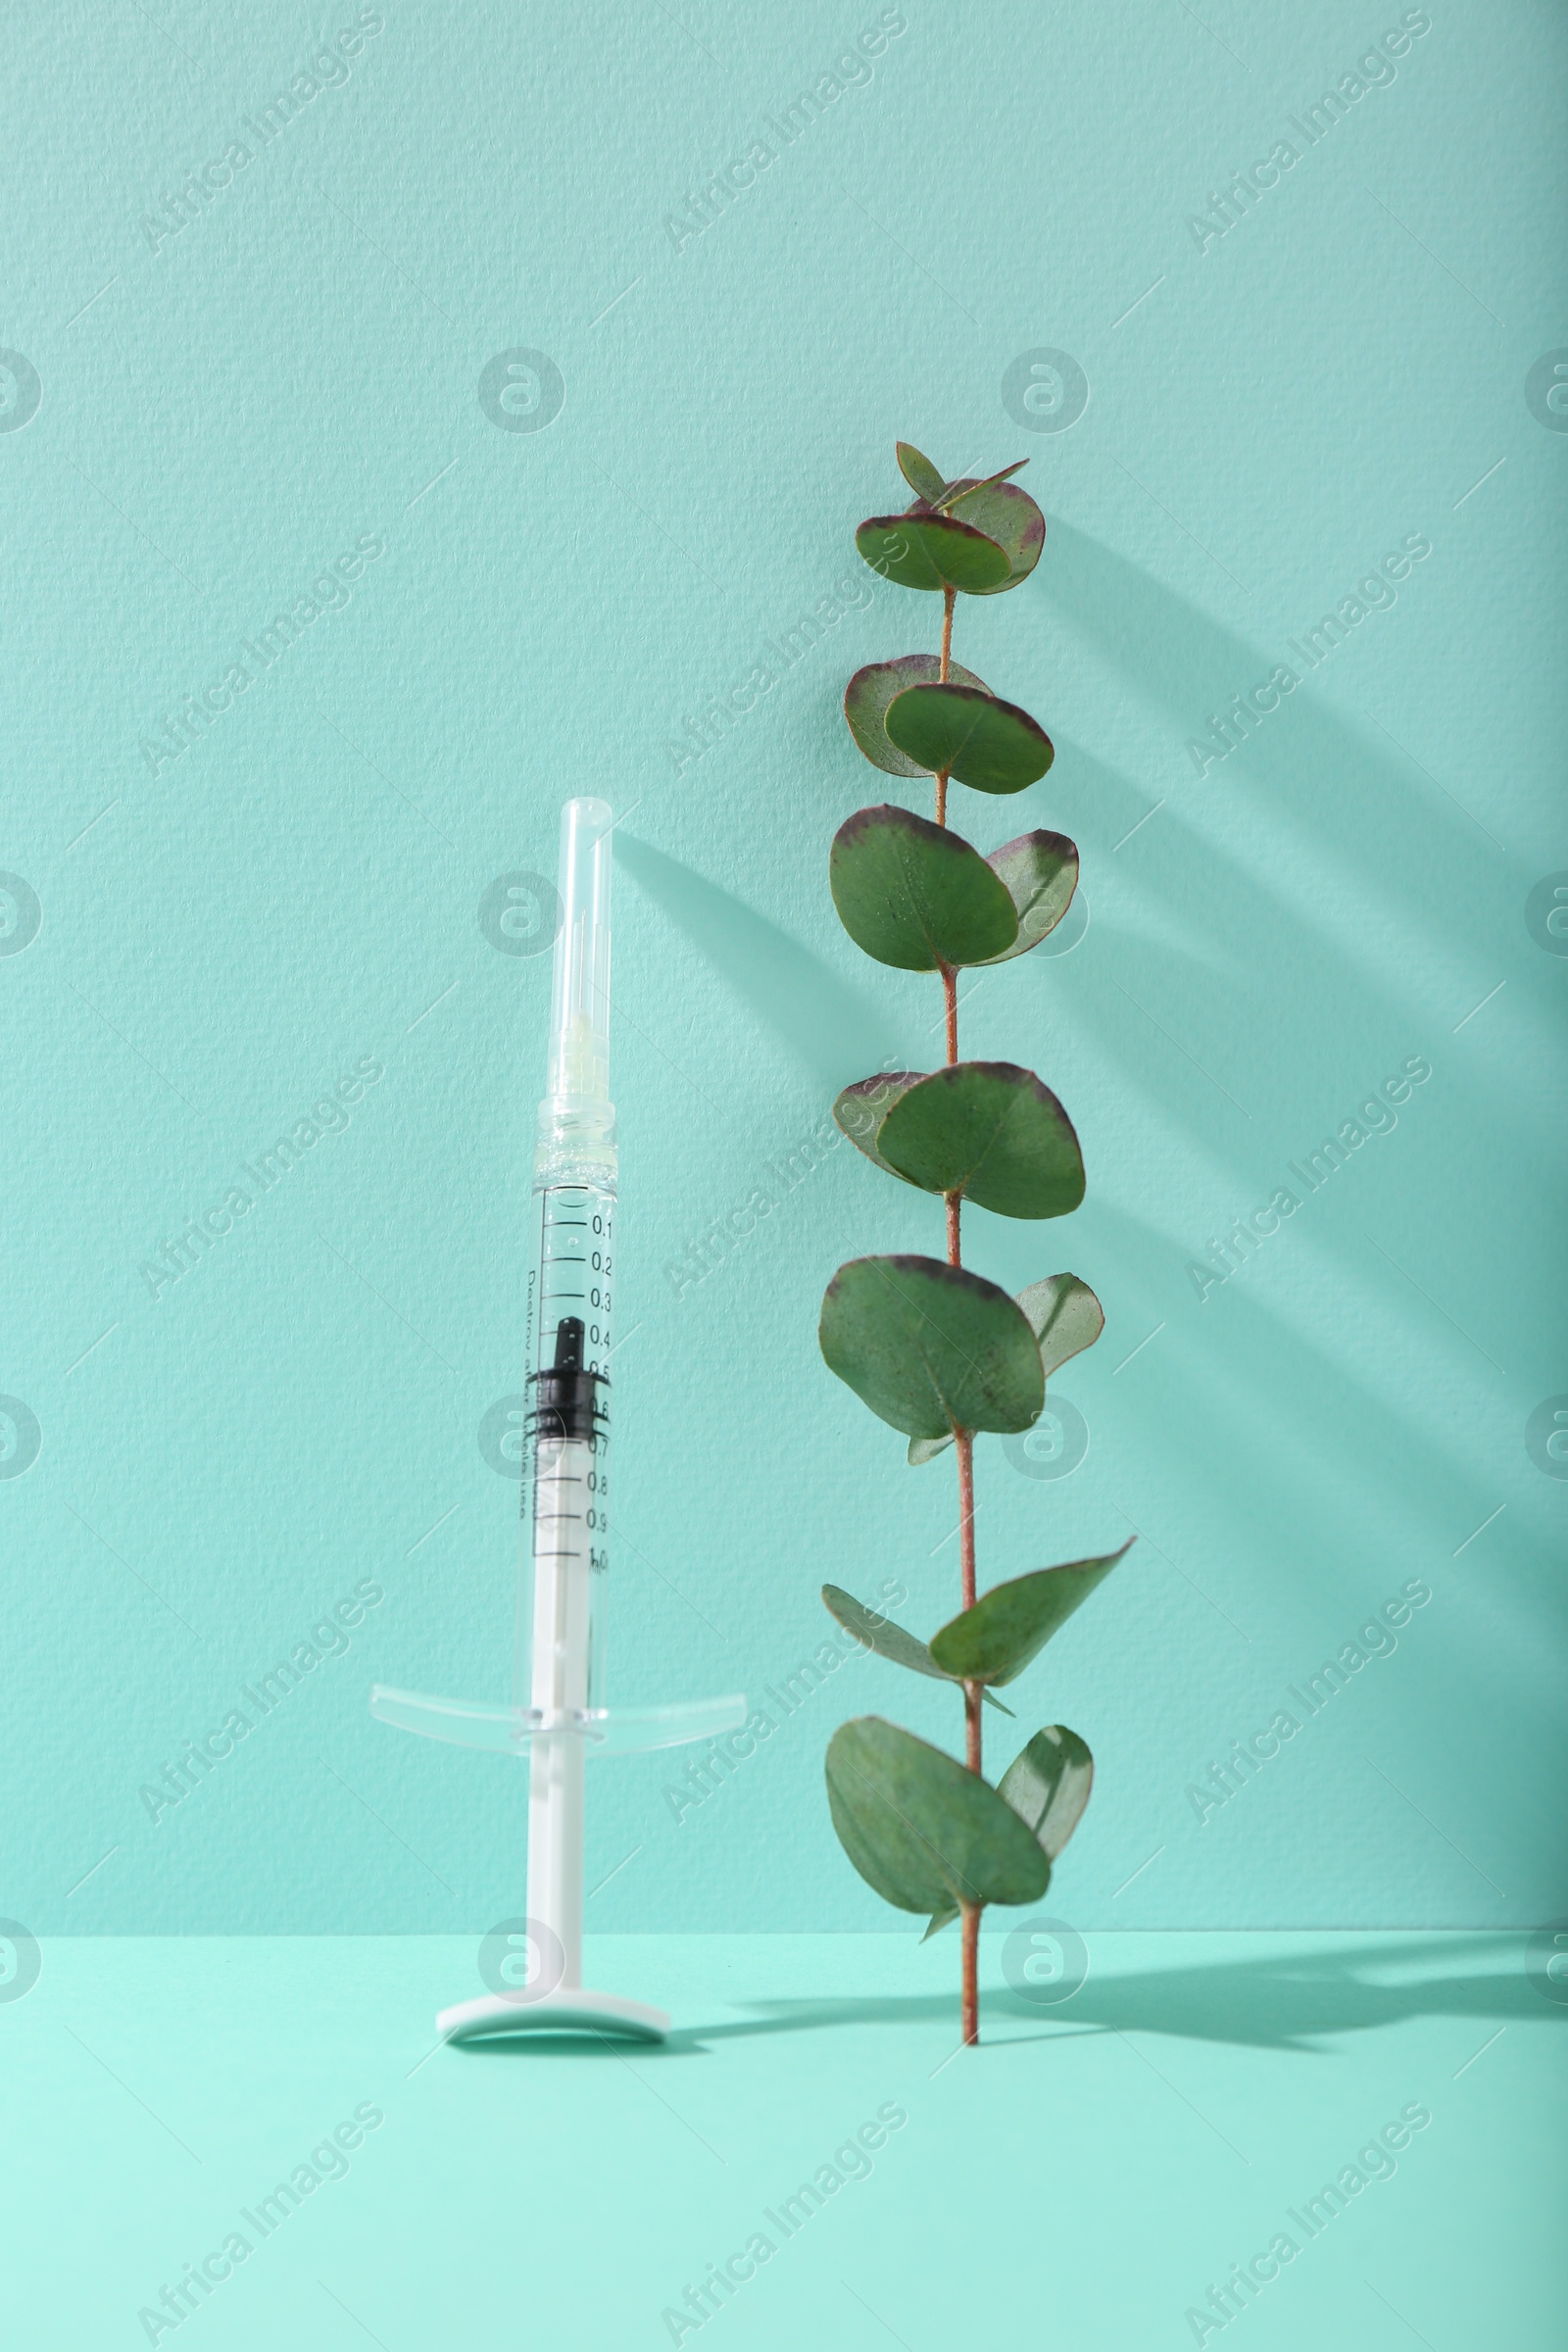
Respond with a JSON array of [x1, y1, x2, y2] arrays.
[[529, 1315, 608, 1443]]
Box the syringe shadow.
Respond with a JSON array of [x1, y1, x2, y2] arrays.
[[614, 832, 893, 1089]]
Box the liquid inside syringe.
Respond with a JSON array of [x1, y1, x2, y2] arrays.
[[523, 1180, 614, 1728], [536, 1181, 615, 1391]]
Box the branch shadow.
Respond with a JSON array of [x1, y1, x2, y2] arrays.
[[613, 833, 891, 1089], [675, 1934, 1554, 2052], [446, 1936, 1559, 2058]]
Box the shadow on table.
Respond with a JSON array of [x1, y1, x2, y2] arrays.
[[669, 1935, 1561, 2056], [449, 1936, 1561, 2058]]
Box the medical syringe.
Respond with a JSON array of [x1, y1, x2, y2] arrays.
[[520, 796, 617, 1993], [368, 793, 743, 2046]]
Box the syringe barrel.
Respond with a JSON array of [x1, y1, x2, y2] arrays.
[[522, 1178, 615, 1716], [523, 1187, 613, 1990], [521, 798, 617, 1982]]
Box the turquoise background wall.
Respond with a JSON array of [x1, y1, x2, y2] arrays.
[[4, 0, 1563, 1937]]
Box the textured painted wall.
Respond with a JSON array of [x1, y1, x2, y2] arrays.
[[4, 0, 1563, 1936]]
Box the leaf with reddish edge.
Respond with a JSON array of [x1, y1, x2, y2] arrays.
[[845, 654, 989, 777], [856, 512, 1012, 595], [884, 683, 1054, 795], [907, 1272, 1102, 1465], [833, 1070, 926, 1180], [942, 477, 1045, 593], [980, 830, 1078, 959], [931, 460, 1030, 513], [876, 1062, 1086, 1220], [819, 1253, 1045, 1440], [896, 442, 948, 504], [829, 804, 1017, 971]]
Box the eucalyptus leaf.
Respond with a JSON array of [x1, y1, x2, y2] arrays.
[[997, 1726, 1094, 1862], [979, 831, 1079, 960], [821, 1583, 956, 1687], [856, 513, 1012, 596], [1017, 1272, 1104, 1377], [943, 477, 1046, 593], [931, 460, 1029, 514], [928, 1543, 1134, 1687], [876, 1062, 1086, 1220], [824, 1717, 1051, 1916], [845, 655, 989, 778], [884, 683, 1054, 795], [830, 805, 1017, 971], [819, 1585, 1012, 1712], [819, 1254, 1046, 1439], [907, 1273, 1102, 1465], [906, 1431, 954, 1466], [896, 442, 948, 504], [833, 1070, 925, 1179], [921, 1905, 960, 1940]]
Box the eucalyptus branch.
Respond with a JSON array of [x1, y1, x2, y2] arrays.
[[819, 438, 1130, 2045]]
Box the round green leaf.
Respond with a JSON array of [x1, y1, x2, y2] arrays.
[[929, 1544, 1134, 1686], [829, 805, 1017, 972], [896, 442, 948, 505], [833, 1069, 925, 1180], [943, 478, 1045, 594], [856, 513, 1012, 595], [845, 656, 989, 778], [876, 1062, 1085, 1220], [825, 1717, 1051, 1916], [884, 684, 1054, 795], [1017, 1272, 1103, 1377], [998, 1726, 1094, 1862], [906, 1270, 1102, 1465], [980, 831, 1078, 959], [819, 1253, 1046, 1439]]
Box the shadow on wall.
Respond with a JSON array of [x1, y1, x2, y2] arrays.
[[613, 833, 891, 1089], [1010, 529, 1531, 1532], [1036, 514, 1494, 858], [1076, 1188, 1515, 1585], [1036, 516, 1514, 984]]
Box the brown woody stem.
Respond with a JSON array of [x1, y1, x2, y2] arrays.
[[938, 578, 982, 2047], [958, 1421, 981, 2051], [934, 584, 955, 825]]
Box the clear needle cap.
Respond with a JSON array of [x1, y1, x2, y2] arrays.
[[546, 797, 613, 1111]]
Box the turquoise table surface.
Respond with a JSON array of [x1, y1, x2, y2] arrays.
[[8, 1932, 1561, 2348]]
